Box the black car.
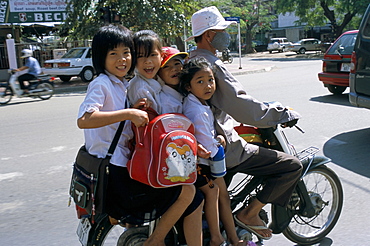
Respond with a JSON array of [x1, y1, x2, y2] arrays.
[[349, 4, 370, 109], [252, 40, 267, 52]]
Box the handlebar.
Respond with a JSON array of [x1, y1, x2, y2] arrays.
[[294, 125, 305, 133]]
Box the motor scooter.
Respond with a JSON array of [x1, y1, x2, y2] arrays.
[[0, 69, 54, 104], [73, 117, 343, 245], [220, 48, 233, 63]]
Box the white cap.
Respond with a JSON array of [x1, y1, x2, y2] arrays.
[[186, 6, 236, 41]]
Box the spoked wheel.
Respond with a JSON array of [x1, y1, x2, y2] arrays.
[[36, 83, 54, 100], [0, 86, 12, 104], [117, 226, 149, 246], [117, 225, 178, 246], [87, 215, 126, 246], [283, 166, 343, 245]]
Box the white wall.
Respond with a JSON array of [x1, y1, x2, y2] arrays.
[[278, 12, 300, 28]]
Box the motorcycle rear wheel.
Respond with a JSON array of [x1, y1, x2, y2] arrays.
[[0, 85, 12, 104], [37, 82, 54, 100], [283, 165, 343, 245]]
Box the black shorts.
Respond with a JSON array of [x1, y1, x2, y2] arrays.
[[194, 164, 217, 188], [106, 164, 203, 224]]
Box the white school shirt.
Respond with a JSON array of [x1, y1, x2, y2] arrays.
[[182, 93, 219, 165], [158, 77, 183, 114], [127, 71, 163, 113], [78, 72, 133, 167]]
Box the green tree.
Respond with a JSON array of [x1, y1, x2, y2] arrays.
[[229, 0, 276, 53], [276, 0, 369, 39], [201, 0, 276, 53], [59, 0, 200, 50]]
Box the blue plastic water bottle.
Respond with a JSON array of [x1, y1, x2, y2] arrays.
[[210, 145, 226, 177]]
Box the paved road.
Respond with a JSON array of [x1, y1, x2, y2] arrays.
[[1, 56, 369, 246]]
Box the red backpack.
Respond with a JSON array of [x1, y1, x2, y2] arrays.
[[127, 110, 197, 188]]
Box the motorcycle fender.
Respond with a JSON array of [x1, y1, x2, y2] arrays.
[[301, 155, 331, 176]]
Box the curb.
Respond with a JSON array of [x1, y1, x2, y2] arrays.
[[54, 85, 88, 94], [53, 65, 276, 94], [228, 65, 276, 76]]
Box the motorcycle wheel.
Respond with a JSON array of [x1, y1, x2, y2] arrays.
[[283, 165, 343, 245], [117, 226, 148, 246], [0, 86, 12, 104], [37, 82, 54, 100], [117, 225, 178, 246], [86, 214, 126, 246], [228, 56, 233, 63]]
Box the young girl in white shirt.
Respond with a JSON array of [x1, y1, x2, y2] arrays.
[[180, 57, 245, 246], [127, 30, 164, 113], [157, 46, 188, 114], [77, 25, 203, 246]]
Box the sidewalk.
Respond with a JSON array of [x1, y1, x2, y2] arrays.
[[54, 50, 324, 94], [53, 61, 275, 94]]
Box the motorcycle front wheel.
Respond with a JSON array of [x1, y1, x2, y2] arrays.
[[0, 85, 12, 104], [228, 56, 234, 63], [283, 165, 343, 245]]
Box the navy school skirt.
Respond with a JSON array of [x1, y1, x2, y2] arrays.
[[105, 164, 204, 224]]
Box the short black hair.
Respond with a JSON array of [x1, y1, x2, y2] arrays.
[[194, 35, 202, 43], [133, 30, 162, 58], [92, 24, 135, 75], [179, 57, 216, 96]]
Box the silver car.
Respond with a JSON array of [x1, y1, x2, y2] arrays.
[[43, 47, 94, 82], [287, 38, 321, 54], [267, 37, 291, 53]]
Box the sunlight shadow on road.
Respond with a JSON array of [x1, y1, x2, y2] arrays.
[[323, 127, 370, 178], [309, 93, 354, 107]]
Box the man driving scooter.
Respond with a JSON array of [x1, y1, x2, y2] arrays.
[[13, 49, 41, 95]]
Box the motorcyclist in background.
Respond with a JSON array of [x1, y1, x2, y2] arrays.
[[222, 48, 230, 61], [13, 49, 42, 95]]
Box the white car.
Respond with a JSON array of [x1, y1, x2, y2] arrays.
[[286, 38, 321, 54], [43, 47, 94, 82], [267, 37, 291, 53]]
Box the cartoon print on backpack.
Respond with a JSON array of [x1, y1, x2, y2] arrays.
[[165, 143, 197, 182]]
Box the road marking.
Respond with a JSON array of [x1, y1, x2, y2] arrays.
[[0, 201, 24, 213], [17, 146, 69, 158], [0, 172, 23, 182]]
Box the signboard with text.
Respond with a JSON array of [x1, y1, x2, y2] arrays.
[[225, 16, 240, 23], [0, 0, 68, 23]]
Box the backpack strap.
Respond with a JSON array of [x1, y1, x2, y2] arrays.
[[106, 99, 129, 157]]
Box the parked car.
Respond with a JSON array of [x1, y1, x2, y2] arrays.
[[349, 4, 370, 109], [267, 37, 291, 53], [252, 40, 267, 52], [286, 38, 321, 54], [317, 30, 358, 94], [43, 47, 94, 82]]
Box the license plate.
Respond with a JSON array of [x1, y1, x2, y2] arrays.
[[76, 218, 91, 246], [341, 63, 351, 72]]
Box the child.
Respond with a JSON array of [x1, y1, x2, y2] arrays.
[[158, 46, 188, 114], [77, 25, 203, 246], [180, 57, 245, 246], [158, 46, 211, 158], [127, 30, 163, 113]]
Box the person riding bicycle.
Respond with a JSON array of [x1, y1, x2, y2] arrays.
[[13, 49, 42, 95]]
